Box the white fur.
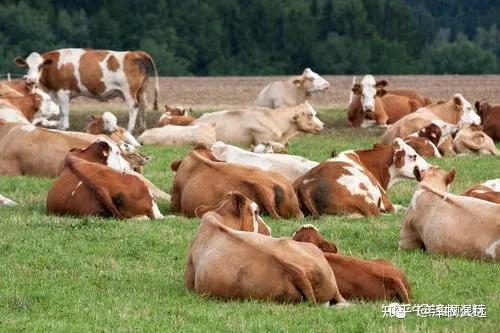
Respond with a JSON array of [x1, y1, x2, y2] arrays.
[[454, 94, 481, 127], [388, 138, 430, 188], [485, 239, 500, 259], [102, 111, 118, 133], [0, 194, 17, 206], [359, 74, 378, 112], [482, 179, 500, 192], [303, 68, 329, 93]]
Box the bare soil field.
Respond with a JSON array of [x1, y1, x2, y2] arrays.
[[71, 75, 500, 112]]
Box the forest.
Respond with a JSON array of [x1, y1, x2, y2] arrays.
[[0, 0, 499, 75]]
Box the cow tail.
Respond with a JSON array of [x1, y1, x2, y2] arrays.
[[296, 183, 320, 218], [141, 52, 160, 111]]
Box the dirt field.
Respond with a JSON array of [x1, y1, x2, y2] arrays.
[[71, 75, 500, 112]]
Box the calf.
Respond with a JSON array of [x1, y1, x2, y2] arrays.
[[462, 179, 500, 204], [138, 123, 216, 146], [453, 125, 499, 155], [184, 214, 346, 305], [403, 123, 442, 157], [157, 105, 195, 127], [86, 112, 141, 147], [194, 191, 271, 235], [254, 68, 329, 108], [475, 101, 500, 141], [210, 141, 318, 181], [399, 167, 500, 261], [46, 141, 164, 219], [294, 138, 429, 217], [293, 225, 411, 303], [0, 194, 17, 206], [170, 145, 303, 218]]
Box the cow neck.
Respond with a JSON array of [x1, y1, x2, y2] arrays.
[[431, 99, 460, 124], [272, 109, 300, 142], [354, 145, 394, 190]]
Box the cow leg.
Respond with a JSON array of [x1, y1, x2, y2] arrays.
[[136, 88, 148, 133], [124, 94, 140, 134], [399, 217, 424, 250], [54, 90, 71, 130]]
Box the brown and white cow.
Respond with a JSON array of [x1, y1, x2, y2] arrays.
[[453, 125, 499, 155], [14, 48, 159, 132], [294, 138, 430, 217], [254, 68, 329, 108], [194, 191, 271, 236], [382, 94, 480, 144], [292, 225, 411, 303], [157, 105, 195, 127], [47, 141, 164, 219], [399, 167, 500, 261], [170, 145, 303, 218], [184, 214, 347, 305], [86, 111, 141, 147], [0, 194, 17, 206], [475, 101, 500, 142], [462, 179, 500, 204], [403, 123, 443, 157]]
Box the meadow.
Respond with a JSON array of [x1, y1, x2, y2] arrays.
[[0, 105, 499, 332]]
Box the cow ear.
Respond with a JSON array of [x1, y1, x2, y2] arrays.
[[292, 114, 299, 123], [42, 59, 53, 66], [14, 57, 27, 68], [474, 101, 481, 112], [446, 168, 456, 185], [170, 159, 182, 171], [194, 205, 212, 218], [375, 80, 388, 88], [453, 95, 462, 107], [376, 88, 387, 97], [319, 240, 338, 254], [99, 141, 110, 157], [230, 192, 247, 217], [292, 78, 304, 86], [413, 166, 422, 182], [351, 84, 362, 95]]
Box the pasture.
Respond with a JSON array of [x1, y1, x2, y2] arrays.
[[1, 76, 499, 332]]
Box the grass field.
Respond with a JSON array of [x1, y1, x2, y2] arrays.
[[0, 107, 499, 332]]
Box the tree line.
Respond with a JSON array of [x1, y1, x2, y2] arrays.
[[0, 0, 498, 75]]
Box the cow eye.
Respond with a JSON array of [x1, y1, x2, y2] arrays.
[[411, 155, 417, 161]]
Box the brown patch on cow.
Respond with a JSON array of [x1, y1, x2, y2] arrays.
[[394, 149, 406, 169], [359, 183, 368, 191], [79, 51, 108, 95], [107, 55, 120, 72], [40, 52, 80, 92]]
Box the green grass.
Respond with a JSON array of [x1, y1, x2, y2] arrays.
[[1, 109, 499, 332]]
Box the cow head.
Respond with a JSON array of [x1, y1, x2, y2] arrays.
[[430, 119, 458, 138], [292, 224, 338, 253], [195, 192, 271, 236], [33, 89, 60, 119], [417, 123, 442, 146], [102, 112, 119, 134], [453, 94, 481, 127], [414, 166, 456, 192], [293, 68, 329, 94], [69, 141, 113, 165], [292, 103, 324, 133], [389, 138, 430, 186], [352, 76, 387, 112], [164, 104, 187, 116], [14, 52, 53, 87]]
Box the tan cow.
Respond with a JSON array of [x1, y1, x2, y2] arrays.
[[138, 123, 216, 146], [462, 179, 500, 204], [47, 141, 164, 219], [294, 138, 430, 217], [453, 125, 499, 155], [86, 111, 141, 147], [0, 194, 17, 206], [157, 105, 195, 127], [170, 145, 303, 218], [0, 92, 60, 125], [292, 225, 411, 303], [194, 191, 271, 236], [381, 94, 481, 144], [399, 167, 500, 261], [15, 49, 160, 132], [254, 68, 329, 108], [475, 101, 500, 142], [195, 103, 323, 146], [184, 214, 346, 305]]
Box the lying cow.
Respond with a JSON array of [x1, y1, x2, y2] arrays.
[[254, 68, 329, 108], [462, 179, 500, 204], [194, 191, 271, 235], [157, 105, 195, 127], [86, 111, 141, 147], [475, 101, 500, 142], [170, 145, 303, 218], [195, 103, 323, 146], [0, 91, 60, 126], [294, 138, 429, 217], [138, 123, 216, 146], [403, 123, 442, 157], [453, 125, 499, 155], [185, 213, 346, 305], [293, 225, 411, 303], [0, 194, 17, 206], [47, 141, 164, 219], [399, 167, 500, 261], [382, 94, 480, 144], [210, 141, 318, 181]]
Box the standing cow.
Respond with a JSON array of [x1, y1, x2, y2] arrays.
[[14, 48, 159, 133]]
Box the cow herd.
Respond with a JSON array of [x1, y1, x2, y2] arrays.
[[1, 48, 499, 307]]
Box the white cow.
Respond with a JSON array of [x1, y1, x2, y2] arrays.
[[138, 123, 216, 146]]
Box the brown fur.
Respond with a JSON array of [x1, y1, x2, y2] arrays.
[[107, 55, 120, 71], [403, 137, 438, 157], [462, 183, 500, 204], [0, 94, 42, 121], [475, 101, 500, 142]]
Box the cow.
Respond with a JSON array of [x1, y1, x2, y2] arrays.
[[475, 101, 500, 142], [195, 103, 323, 146], [399, 166, 500, 261], [0, 91, 60, 126], [138, 123, 216, 146], [184, 213, 347, 305], [254, 68, 329, 108], [403, 123, 443, 157], [251, 141, 288, 154], [170, 145, 303, 218], [210, 141, 318, 181], [157, 105, 195, 127], [292, 225, 411, 303], [0, 194, 17, 206], [14, 48, 160, 132], [294, 138, 430, 217], [462, 179, 500, 204], [381, 94, 480, 144], [86, 111, 141, 147], [453, 125, 499, 155], [194, 191, 271, 236], [47, 141, 164, 219]]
